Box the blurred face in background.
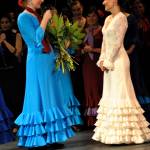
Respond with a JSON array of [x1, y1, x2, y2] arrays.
[[72, 2, 83, 17], [0, 17, 11, 31], [86, 12, 99, 26], [133, 1, 145, 15]]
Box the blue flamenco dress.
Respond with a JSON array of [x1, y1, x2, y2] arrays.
[[0, 87, 14, 144], [15, 12, 82, 148]]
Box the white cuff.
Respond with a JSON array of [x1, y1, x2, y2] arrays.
[[96, 59, 103, 68], [103, 59, 114, 70]]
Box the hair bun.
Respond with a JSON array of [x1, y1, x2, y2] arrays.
[[18, 0, 26, 7], [118, 0, 130, 12], [18, 0, 23, 7]]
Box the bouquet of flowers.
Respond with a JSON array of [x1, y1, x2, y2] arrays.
[[46, 14, 85, 73]]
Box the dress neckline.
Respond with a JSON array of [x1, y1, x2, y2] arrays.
[[110, 11, 122, 19], [104, 12, 122, 30], [22, 11, 37, 19]]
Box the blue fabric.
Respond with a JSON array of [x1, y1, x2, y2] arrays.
[[137, 96, 150, 105], [0, 46, 4, 53], [0, 88, 14, 144], [15, 12, 82, 148], [67, 48, 75, 55]]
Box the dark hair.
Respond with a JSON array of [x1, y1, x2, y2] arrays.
[[118, 0, 131, 13], [71, 0, 83, 8], [61, 7, 72, 17], [0, 14, 11, 22], [85, 6, 101, 27], [18, 0, 27, 8], [86, 6, 99, 17]]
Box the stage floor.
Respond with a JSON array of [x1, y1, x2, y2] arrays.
[[1, 130, 150, 150]]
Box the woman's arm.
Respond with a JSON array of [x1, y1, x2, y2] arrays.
[[3, 40, 16, 53], [83, 45, 101, 53], [15, 33, 23, 56], [40, 10, 52, 31], [126, 44, 136, 55], [1, 32, 23, 57], [103, 14, 128, 70], [18, 10, 51, 52], [97, 16, 112, 68]]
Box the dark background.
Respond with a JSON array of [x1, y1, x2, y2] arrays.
[[0, 0, 103, 18], [0, 0, 150, 16]]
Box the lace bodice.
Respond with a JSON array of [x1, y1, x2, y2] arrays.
[[97, 12, 128, 70]]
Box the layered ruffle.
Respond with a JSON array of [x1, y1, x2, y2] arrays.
[[67, 95, 82, 125], [92, 105, 150, 144], [15, 105, 82, 148], [97, 106, 144, 115], [17, 127, 74, 147]]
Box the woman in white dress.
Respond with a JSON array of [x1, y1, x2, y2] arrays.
[[92, 0, 150, 144]]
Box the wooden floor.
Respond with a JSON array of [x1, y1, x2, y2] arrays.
[[1, 130, 150, 150]]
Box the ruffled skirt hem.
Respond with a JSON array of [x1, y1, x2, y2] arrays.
[[15, 105, 82, 147], [93, 104, 150, 144]]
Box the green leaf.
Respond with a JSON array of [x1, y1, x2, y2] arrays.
[[45, 14, 85, 73]]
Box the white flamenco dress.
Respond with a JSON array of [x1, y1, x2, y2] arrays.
[[92, 12, 150, 144]]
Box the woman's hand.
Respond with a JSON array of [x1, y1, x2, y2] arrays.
[[83, 44, 92, 52], [100, 61, 108, 72], [126, 45, 135, 55], [43, 10, 52, 22], [41, 10, 52, 30], [100, 61, 104, 71], [0, 33, 6, 43]]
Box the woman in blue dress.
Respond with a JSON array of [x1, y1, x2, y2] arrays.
[[0, 86, 14, 144], [15, 0, 82, 149]]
